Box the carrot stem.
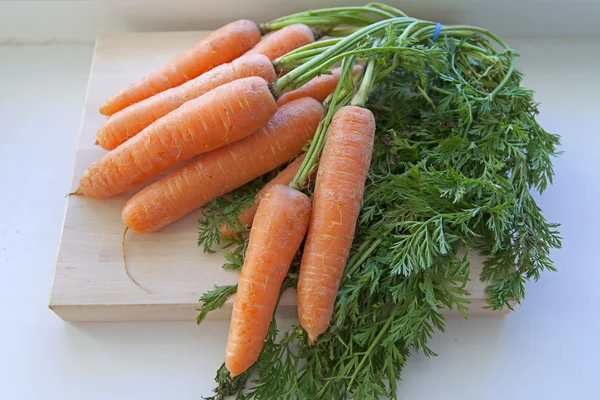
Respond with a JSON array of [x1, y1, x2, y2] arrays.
[[365, 2, 407, 17], [261, 5, 398, 32], [289, 57, 357, 190], [345, 238, 383, 277], [263, 15, 377, 32], [276, 48, 327, 64], [272, 18, 413, 95], [347, 303, 401, 391], [275, 38, 341, 63], [416, 85, 437, 112], [350, 58, 376, 107], [272, 17, 514, 99], [326, 27, 363, 37]]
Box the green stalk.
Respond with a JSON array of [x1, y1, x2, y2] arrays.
[[366, 2, 406, 17], [345, 238, 383, 277], [345, 239, 376, 271], [261, 5, 398, 32], [269, 10, 514, 97], [280, 18, 516, 191], [288, 57, 357, 191], [276, 48, 327, 64], [411, 24, 437, 41], [273, 18, 414, 95], [396, 19, 425, 42], [276, 38, 341, 59], [416, 85, 437, 112], [288, 56, 380, 192], [262, 13, 376, 32], [432, 25, 515, 98], [350, 58, 376, 107], [326, 27, 363, 37], [286, 43, 421, 92], [278, 41, 411, 71], [347, 303, 401, 391], [288, 91, 352, 191], [273, 39, 342, 71]]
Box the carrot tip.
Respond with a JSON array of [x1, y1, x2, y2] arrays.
[[65, 188, 82, 198], [308, 332, 319, 344], [99, 103, 110, 116]]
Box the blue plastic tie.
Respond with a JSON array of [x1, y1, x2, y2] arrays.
[[432, 22, 443, 42]]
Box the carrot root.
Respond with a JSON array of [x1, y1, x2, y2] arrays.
[[225, 184, 312, 377], [121, 227, 150, 293], [65, 190, 82, 198], [298, 106, 376, 343]]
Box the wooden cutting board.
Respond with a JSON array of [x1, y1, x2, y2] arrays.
[[50, 32, 504, 322]]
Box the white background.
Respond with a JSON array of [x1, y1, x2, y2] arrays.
[[3, 0, 600, 44], [1, 2, 600, 399]]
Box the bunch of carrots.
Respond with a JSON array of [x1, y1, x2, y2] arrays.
[[76, 10, 378, 376], [75, 2, 524, 384]]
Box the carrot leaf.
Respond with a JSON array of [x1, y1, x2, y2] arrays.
[[196, 284, 238, 324], [197, 169, 281, 252], [203, 7, 561, 398]]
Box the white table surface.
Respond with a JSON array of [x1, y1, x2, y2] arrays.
[[0, 40, 599, 399]]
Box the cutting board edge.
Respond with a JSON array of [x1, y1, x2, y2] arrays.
[[49, 296, 508, 322]]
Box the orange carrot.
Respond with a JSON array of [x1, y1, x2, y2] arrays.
[[78, 77, 277, 198], [99, 20, 261, 116], [297, 106, 376, 342], [225, 184, 311, 377], [246, 24, 314, 61], [277, 65, 363, 106], [122, 97, 324, 233], [220, 153, 307, 238], [96, 54, 277, 150]]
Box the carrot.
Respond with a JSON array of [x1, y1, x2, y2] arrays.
[[220, 153, 307, 238], [96, 54, 276, 150], [246, 24, 314, 61], [225, 184, 311, 377], [122, 97, 324, 233], [78, 77, 277, 198], [297, 105, 376, 343], [277, 65, 363, 106], [99, 20, 261, 116]]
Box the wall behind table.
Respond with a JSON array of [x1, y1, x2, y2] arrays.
[[1, 0, 599, 45]]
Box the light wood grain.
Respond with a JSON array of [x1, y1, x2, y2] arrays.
[[49, 32, 506, 322]]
